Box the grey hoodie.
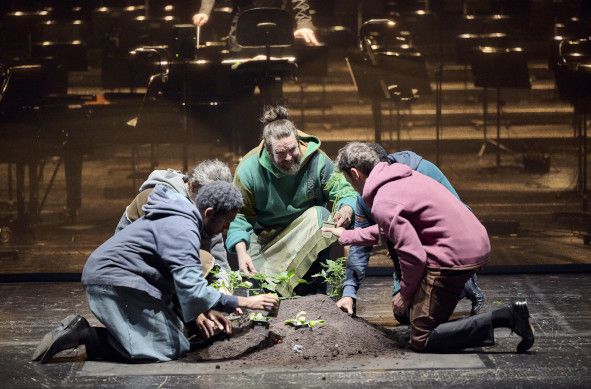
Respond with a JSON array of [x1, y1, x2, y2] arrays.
[[114, 169, 231, 276], [83, 185, 238, 322]]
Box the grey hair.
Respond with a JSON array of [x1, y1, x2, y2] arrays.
[[367, 143, 389, 162], [260, 105, 298, 153], [189, 159, 232, 188], [194, 181, 244, 214], [336, 142, 380, 176]]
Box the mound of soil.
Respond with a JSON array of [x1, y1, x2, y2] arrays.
[[191, 294, 401, 365]]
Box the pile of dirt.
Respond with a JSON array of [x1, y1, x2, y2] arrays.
[[191, 294, 402, 365]]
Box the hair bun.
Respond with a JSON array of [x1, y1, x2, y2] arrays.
[[261, 105, 289, 124]]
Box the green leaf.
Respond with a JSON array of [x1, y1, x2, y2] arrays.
[[249, 312, 269, 322], [308, 320, 325, 328]]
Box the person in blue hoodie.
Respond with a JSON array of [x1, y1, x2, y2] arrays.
[[114, 160, 233, 280], [337, 144, 485, 320], [32, 181, 278, 364]]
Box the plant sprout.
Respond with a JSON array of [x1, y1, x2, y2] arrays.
[[284, 311, 325, 328], [312, 257, 347, 298], [248, 312, 269, 322]]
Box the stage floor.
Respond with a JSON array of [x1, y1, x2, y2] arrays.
[[1, 274, 589, 388]]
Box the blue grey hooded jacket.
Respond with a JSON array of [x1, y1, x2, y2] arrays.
[[342, 151, 462, 299], [114, 169, 231, 280], [82, 184, 238, 322]]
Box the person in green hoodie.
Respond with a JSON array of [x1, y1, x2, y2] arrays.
[[226, 105, 358, 296]]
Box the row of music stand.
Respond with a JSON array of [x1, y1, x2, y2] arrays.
[[552, 37, 591, 211]]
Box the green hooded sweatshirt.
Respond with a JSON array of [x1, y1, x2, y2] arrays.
[[226, 131, 357, 253]]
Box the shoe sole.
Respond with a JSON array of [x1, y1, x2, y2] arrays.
[[513, 302, 535, 353], [31, 315, 77, 361]]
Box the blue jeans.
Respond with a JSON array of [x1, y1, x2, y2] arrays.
[[85, 285, 190, 362]]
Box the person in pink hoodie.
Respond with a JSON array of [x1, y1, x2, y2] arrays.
[[324, 142, 534, 353]]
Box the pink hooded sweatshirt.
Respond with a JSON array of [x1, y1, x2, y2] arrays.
[[339, 162, 490, 301]]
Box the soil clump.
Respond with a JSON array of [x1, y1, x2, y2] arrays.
[[190, 294, 402, 366]]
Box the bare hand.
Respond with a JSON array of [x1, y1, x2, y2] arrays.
[[238, 253, 257, 275], [196, 311, 232, 338], [392, 293, 408, 318], [238, 294, 279, 311], [336, 296, 355, 315], [294, 27, 320, 46], [321, 226, 345, 238], [333, 205, 354, 228], [192, 13, 209, 27]]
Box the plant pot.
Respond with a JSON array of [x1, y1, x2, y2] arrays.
[[250, 319, 270, 329], [268, 298, 281, 317]]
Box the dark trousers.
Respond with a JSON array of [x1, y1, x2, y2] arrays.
[[424, 311, 494, 352], [410, 267, 491, 352], [84, 326, 127, 362]]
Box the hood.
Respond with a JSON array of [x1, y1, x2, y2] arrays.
[[362, 162, 413, 207], [387, 150, 423, 170], [139, 169, 188, 196], [143, 184, 201, 224], [258, 130, 321, 178]]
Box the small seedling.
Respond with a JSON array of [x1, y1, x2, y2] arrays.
[[249, 312, 270, 328], [284, 311, 325, 328], [249, 312, 269, 322], [210, 267, 253, 294], [249, 270, 306, 298], [312, 257, 347, 299]]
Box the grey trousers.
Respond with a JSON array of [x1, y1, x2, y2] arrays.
[[86, 284, 190, 362]]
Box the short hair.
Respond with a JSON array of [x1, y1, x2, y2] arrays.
[[189, 159, 232, 188], [336, 142, 380, 176], [367, 143, 389, 162], [260, 105, 298, 153], [194, 181, 244, 215]]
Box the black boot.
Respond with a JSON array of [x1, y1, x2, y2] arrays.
[[510, 301, 535, 353], [36, 315, 89, 363], [464, 275, 486, 315]]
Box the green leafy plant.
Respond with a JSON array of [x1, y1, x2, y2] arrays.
[[284, 311, 325, 328], [249, 270, 306, 298], [248, 312, 269, 322], [210, 267, 253, 294], [312, 257, 347, 298], [210, 267, 306, 298]]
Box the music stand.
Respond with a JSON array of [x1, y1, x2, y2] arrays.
[[471, 46, 531, 167], [218, 8, 295, 155], [347, 50, 430, 146], [235, 8, 293, 50]]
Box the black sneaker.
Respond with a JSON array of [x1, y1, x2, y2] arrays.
[[38, 315, 89, 363], [511, 301, 535, 353]]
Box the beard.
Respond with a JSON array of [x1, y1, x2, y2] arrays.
[[276, 155, 302, 175]]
